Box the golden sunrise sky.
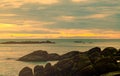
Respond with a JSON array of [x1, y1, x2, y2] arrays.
[[0, 0, 120, 39]]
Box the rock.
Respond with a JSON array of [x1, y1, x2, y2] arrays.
[[100, 71, 120, 76], [87, 47, 102, 63], [60, 51, 80, 60], [94, 57, 118, 75], [87, 47, 101, 55], [18, 50, 81, 62], [18, 47, 120, 76], [18, 50, 60, 61], [101, 47, 118, 57], [0, 40, 55, 44], [79, 65, 96, 76], [34, 65, 44, 76], [45, 63, 52, 69], [19, 67, 33, 76], [44, 63, 56, 76], [53, 54, 91, 76], [47, 53, 60, 61]]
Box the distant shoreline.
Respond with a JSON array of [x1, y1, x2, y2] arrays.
[[0, 40, 55, 44]]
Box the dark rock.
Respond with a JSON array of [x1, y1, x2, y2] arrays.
[[53, 54, 91, 76], [34, 65, 44, 76], [102, 47, 118, 57], [114, 74, 120, 76], [18, 47, 120, 76], [79, 65, 96, 76], [47, 53, 60, 61], [18, 50, 60, 61], [0, 40, 55, 44], [60, 51, 80, 60], [87, 47, 102, 64], [45, 63, 52, 69], [100, 71, 120, 76], [94, 57, 118, 75], [87, 47, 101, 55], [44, 63, 56, 76], [19, 67, 33, 76]]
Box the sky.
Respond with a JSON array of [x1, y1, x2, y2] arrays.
[[0, 0, 120, 39]]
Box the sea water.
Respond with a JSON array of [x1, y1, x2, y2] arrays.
[[0, 39, 120, 76]]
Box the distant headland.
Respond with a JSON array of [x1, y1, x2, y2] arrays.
[[0, 40, 55, 44]]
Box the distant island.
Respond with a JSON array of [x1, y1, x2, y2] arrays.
[[0, 40, 55, 44]]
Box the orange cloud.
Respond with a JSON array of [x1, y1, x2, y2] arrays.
[[0, 23, 119, 39], [83, 14, 111, 19], [56, 16, 76, 22], [0, 14, 17, 17], [0, 0, 59, 8], [72, 0, 88, 3]]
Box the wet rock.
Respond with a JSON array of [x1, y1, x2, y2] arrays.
[[19, 67, 33, 76]]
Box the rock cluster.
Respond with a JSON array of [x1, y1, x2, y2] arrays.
[[19, 47, 120, 76], [18, 50, 60, 61], [18, 50, 80, 61]]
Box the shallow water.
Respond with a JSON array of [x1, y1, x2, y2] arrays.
[[0, 39, 120, 76]]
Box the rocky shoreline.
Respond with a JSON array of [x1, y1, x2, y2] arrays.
[[19, 47, 120, 76]]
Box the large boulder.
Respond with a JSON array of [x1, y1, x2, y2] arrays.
[[87, 47, 102, 63], [18, 50, 60, 61], [44, 63, 56, 76], [34, 65, 44, 76], [19, 67, 33, 76], [94, 57, 118, 75], [101, 47, 118, 57], [79, 65, 96, 76], [54, 54, 91, 76]]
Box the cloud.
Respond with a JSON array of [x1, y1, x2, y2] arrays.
[[56, 16, 76, 22], [0, 20, 55, 33], [0, 13, 17, 17], [0, 0, 59, 8], [71, 0, 88, 3], [0, 0, 120, 39], [83, 13, 111, 19]]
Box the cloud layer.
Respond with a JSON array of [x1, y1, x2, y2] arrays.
[[0, 0, 120, 39]]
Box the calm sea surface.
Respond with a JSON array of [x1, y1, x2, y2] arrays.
[[0, 39, 120, 76]]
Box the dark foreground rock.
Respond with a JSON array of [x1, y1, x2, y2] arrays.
[[19, 47, 120, 76], [19, 67, 33, 76]]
